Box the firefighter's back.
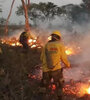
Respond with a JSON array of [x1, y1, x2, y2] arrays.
[[19, 32, 28, 44], [45, 41, 63, 71]]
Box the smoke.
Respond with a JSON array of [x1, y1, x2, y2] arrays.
[[31, 12, 90, 83], [32, 16, 90, 83], [63, 26, 90, 82], [9, 29, 24, 39], [35, 19, 90, 83], [4, 3, 90, 83]]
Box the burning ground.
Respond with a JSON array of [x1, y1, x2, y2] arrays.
[[0, 30, 90, 100]]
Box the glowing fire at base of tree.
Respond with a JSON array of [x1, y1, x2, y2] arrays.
[[0, 37, 42, 49]]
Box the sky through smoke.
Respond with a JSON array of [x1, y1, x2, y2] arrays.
[[1, 0, 82, 24]]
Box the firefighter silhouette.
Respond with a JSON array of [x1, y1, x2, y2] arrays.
[[19, 31, 29, 49]]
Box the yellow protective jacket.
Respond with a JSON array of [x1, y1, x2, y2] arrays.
[[40, 41, 70, 72]]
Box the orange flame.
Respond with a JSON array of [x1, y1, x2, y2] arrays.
[[16, 42, 20, 46], [28, 39, 33, 43], [48, 36, 52, 40], [48, 36, 77, 56], [86, 87, 90, 94], [33, 39, 36, 43], [77, 84, 90, 97], [0, 36, 41, 49], [52, 84, 56, 90], [31, 44, 37, 48], [0, 36, 81, 52], [11, 43, 16, 46], [65, 47, 75, 55]]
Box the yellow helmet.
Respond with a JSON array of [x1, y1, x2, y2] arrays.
[[52, 30, 61, 37]]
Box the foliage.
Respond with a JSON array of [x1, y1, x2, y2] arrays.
[[16, 1, 90, 25], [34, 2, 57, 20], [16, 2, 63, 26], [0, 17, 6, 25], [82, 0, 90, 10], [16, 5, 24, 16], [61, 3, 90, 24]]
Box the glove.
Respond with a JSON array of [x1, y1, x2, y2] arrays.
[[67, 63, 71, 68]]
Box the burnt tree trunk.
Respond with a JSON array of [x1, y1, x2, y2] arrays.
[[21, 0, 30, 32], [5, 0, 15, 35]]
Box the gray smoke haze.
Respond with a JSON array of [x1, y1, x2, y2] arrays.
[[34, 14, 90, 83], [63, 25, 90, 82], [7, 10, 90, 83]]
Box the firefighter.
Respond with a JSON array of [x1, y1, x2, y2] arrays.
[[40, 30, 70, 100], [19, 31, 29, 49]]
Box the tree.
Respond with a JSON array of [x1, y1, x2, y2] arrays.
[[37, 2, 57, 21], [82, 0, 90, 9], [16, 3, 41, 26], [0, 3, 2, 12], [61, 3, 90, 24], [16, 2, 62, 26], [21, 0, 30, 32], [0, 17, 6, 25], [28, 3, 41, 26], [81, 0, 90, 15], [69, 5, 84, 23], [4, 0, 31, 36], [5, 0, 15, 35]]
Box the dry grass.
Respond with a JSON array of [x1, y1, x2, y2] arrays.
[[0, 43, 41, 100], [0, 43, 89, 100]]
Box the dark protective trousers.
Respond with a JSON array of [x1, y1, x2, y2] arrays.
[[41, 69, 64, 97], [22, 42, 29, 49]]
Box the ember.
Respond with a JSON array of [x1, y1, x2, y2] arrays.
[[65, 45, 81, 56], [11, 43, 16, 46], [0, 36, 42, 49], [28, 39, 33, 43], [64, 82, 90, 97], [65, 47, 74, 55], [52, 84, 56, 90], [0, 35, 81, 55], [31, 44, 37, 48], [48, 36, 81, 56]]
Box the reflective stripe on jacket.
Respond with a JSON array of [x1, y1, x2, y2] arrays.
[[40, 41, 70, 72]]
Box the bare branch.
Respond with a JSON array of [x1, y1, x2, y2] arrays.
[[21, 0, 30, 32], [5, 0, 15, 35]]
